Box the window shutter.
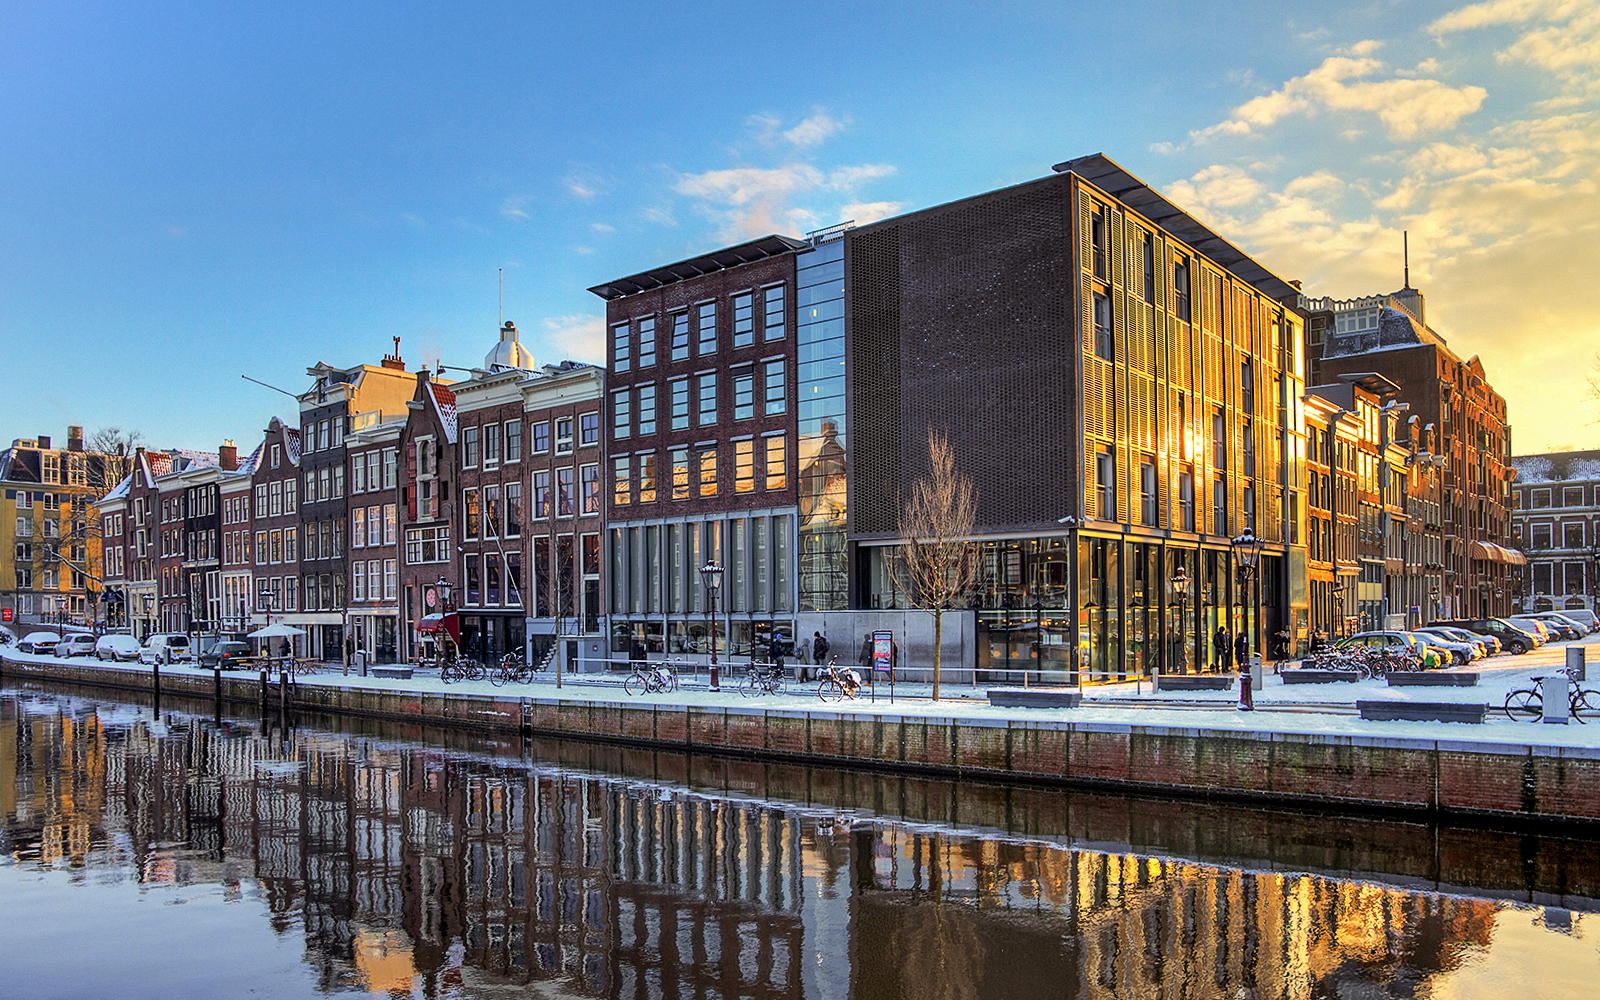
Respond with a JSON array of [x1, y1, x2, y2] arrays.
[[406, 483, 416, 522]]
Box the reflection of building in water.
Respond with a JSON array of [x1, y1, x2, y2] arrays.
[[0, 694, 1549, 1000]]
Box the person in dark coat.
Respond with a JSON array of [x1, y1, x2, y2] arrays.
[[769, 634, 787, 677], [807, 631, 830, 683], [1235, 631, 1251, 673], [1213, 625, 1232, 672]]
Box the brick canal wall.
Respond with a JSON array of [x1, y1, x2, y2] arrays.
[[6, 652, 1599, 826]]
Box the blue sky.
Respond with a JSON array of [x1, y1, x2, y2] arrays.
[[2, 0, 1595, 453]]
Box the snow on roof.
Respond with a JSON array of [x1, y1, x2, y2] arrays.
[[99, 472, 134, 503], [283, 427, 301, 467], [429, 381, 459, 444]]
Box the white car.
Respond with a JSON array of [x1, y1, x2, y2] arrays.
[[18, 631, 62, 654], [96, 634, 142, 661], [55, 634, 98, 658], [138, 633, 193, 665]]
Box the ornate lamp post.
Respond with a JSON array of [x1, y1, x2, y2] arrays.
[[700, 562, 725, 691], [1332, 581, 1347, 642], [1230, 528, 1265, 664], [1169, 563, 1191, 674]]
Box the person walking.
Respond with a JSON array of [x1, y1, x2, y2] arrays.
[[1214, 625, 1232, 673], [769, 633, 787, 678], [810, 631, 831, 683]]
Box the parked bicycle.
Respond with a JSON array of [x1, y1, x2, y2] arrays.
[[624, 663, 679, 696], [490, 651, 543, 686], [1504, 669, 1599, 722], [440, 658, 486, 684], [816, 656, 862, 702], [741, 663, 786, 697]]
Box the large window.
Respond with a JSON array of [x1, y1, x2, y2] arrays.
[[404, 525, 451, 564], [763, 284, 786, 339], [765, 435, 787, 491], [698, 447, 718, 497], [735, 440, 755, 493], [697, 301, 717, 354], [534, 470, 552, 518], [1095, 450, 1114, 520], [670, 311, 690, 361], [670, 378, 690, 430], [613, 457, 631, 506], [671, 447, 690, 501], [581, 464, 600, 515], [637, 384, 657, 435], [1565, 522, 1585, 549], [612, 390, 631, 439], [733, 292, 753, 348], [764, 359, 786, 414], [557, 468, 575, 516], [638, 454, 656, 504], [506, 483, 522, 536], [734, 369, 755, 420], [637, 315, 656, 368], [1093, 293, 1113, 361], [697, 373, 717, 426]]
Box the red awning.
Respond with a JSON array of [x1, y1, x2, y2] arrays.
[[418, 612, 459, 642]]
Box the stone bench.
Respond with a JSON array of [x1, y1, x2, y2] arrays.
[[369, 666, 414, 680], [987, 687, 1082, 709], [1357, 700, 1487, 724], [1281, 669, 1361, 685], [1386, 672, 1479, 687], [1154, 673, 1234, 692]]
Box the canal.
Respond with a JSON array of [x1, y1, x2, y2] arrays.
[[2, 684, 1597, 999]]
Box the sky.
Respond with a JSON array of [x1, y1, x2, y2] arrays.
[[1, 0, 1595, 455]]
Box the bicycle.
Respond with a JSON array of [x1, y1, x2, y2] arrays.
[[624, 664, 678, 696], [490, 652, 541, 686], [816, 656, 861, 702], [740, 663, 786, 697], [1504, 669, 1599, 722], [440, 658, 486, 684]]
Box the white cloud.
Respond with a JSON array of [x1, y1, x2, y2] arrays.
[[590, 222, 615, 233], [828, 164, 896, 189], [673, 151, 897, 241], [500, 198, 529, 221], [839, 201, 905, 224], [540, 315, 605, 364], [1432, 0, 1600, 94], [1192, 49, 1487, 142], [673, 165, 825, 207], [782, 112, 845, 147]]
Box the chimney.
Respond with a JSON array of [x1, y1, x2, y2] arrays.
[[37, 434, 51, 450], [1289, 279, 1302, 290], [68, 426, 84, 451], [382, 335, 406, 371], [219, 440, 238, 472]]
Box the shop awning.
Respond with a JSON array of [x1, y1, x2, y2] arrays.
[[1470, 541, 1527, 566], [417, 612, 460, 643]]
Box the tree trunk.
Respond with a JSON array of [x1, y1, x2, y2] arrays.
[[932, 607, 942, 702]]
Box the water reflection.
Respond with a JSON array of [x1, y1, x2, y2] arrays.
[[2, 690, 1596, 999]]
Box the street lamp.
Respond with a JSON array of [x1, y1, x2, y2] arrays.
[[1332, 581, 1347, 642], [700, 562, 725, 691], [1169, 563, 1191, 674], [1230, 528, 1265, 667]]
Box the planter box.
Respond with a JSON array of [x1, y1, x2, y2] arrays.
[[1357, 700, 1487, 724], [1387, 672, 1479, 687], [987, 688, 1081, 709], [1154, 673, 1234, 691], [370, 666, 414, 680], [1281, 669, 1361, 684]]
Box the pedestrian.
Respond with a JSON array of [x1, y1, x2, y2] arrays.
[[812, 631, 831, 680], [1214, 625, 1232, 672], [280, 638, 290, 659], [1235, 630, 1251, 674], [769, 633, 787, 677]]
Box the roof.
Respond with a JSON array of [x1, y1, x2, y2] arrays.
[[428, 380, 458, 444], [1052, 153, 1302, 302], [588, 234, 810, 300], [283, 426, 302, 467], [1336, 372, 1403, 396]]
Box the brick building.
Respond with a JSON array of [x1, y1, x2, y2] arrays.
[[399, 371, 460, 659], [1510, 449, 1600, 615], [250, 417, 304, 651], [344, 413, 403, 664]]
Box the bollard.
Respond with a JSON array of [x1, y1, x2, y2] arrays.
[[1238, 671, 1255, 711], [1250, 655, 1264, 692], [1567, 645, 1586, 683], [1542, 672, 1570, 724]]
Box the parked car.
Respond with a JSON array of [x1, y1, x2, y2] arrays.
[[1551, 608, 1600, 632], [1414, 625, 1497, 657], [1338, 631, 1446, 668], [1525, 612, 1589, 640], [1430, 618, 1541, 655], [95, 634, 142, 661], [55, 633, 98, 658], [199, 640, 253, 670], [1395, 629, 1479, 665], [1507, 616, 1555, 644], [138, 633, 192, 665], [18, 631, 62, 654]]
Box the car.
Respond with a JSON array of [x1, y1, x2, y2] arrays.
[[1507, 617, 1555, 644], [1338, 631, 1446, 668], [138, 633, 192, 665], [55, 633, 98, 658], [1414, 625, 1497, 657], [18, 631, 62, 654], [1525, 612, 1588, 641], [95, 634, 143, 661], [1551, 608, 1600, 632], [199, 640, 253, 670], [1430, 618, 1541, 655], [1404, 630, 1478, 666]]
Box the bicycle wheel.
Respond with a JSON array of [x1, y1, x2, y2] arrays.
[[440, 663, 458, 684], [1504, 688, 1543, 722], [625, 673, 647, 696], [818, 679, 844, 703], [490, 665, 509, 687], [1570, 687, 1597, 723], [465, 661, 485, 682], [740, 673, 759, 698], [768, 672, 786, 696]]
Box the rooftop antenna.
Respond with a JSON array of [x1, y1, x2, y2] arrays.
[[1403, 231, 1410, 290]]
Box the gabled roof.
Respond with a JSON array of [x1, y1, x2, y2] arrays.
[[99, 472, 134, 503], [588, 234, 810, 300], [428, 381, 459, 444], [283, 426, 302, 467], [1053, 153, 1301, 303]]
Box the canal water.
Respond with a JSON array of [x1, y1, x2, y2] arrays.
[[2, 687, 1598, 1000]]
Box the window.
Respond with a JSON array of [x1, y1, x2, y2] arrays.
[[557, 468, 575, 516], [1093, 293, 1113, 360], [765, 435, 787, 490], [255, 531, 267, 565], [1214, 477, 1227, 536], [352, 563, 366, 602], [463, 426, 479, 468], [534, 470, 552, 518], [637, 454, 656, 504], [1213, 410, 1226, 471], [763, 284, 785, 340], [284, 478, 296, 513], [506, 483, 522, 536], [735, 440, 755, 493], [1096, 450, 1115, 520], [532, 422, 550, 453], [637, 384, 657, 435], [1566, 522, 1585, 549], [352, 455, 366, 493], [318, 420, 330, 452], [613, 457, 631, 506], [556, 417, 574, 454], [385, 559, 397, 601], [733, 292, 753, 348], [612, 321, 630, 371], [699, 446, 718, 496], [697, 373, 717, 426], [1173, 256, 1191, 322], [1180, 469, 1195, 532], [385, 504, 396, 545], [581, 464, 600, 515], [612, 390, 631, 439], [1533, 523, 1553, 548], [255, 484, 268, 515], [670, 378, 691, 430], [734, 369, 755, 420], [332, 465, 344, 498], [764, 359, 786, 415], [353, 508, 366, 548], [637, 315, 656, 367], [484, 485, 499, 538], [1564, 486, 1585, 507], [671, 447, 690, 500], [269, 481, 283, 517], [1090, 204, 1107, 280], [697, 301, 717, 354], [383, 448, 397, 489], [670, 311, 690, 361], [1140, 459, 1157, 526], [270, 444, 281, 469], [579, 412, 598, 447], [270, 529, 283, 563], [483, 423, 500, 468], [1142, 231, 1155, 304], [505, 420, 522, 462], [1240, 360, 1254, 413]]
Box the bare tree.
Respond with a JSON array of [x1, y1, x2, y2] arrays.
[[897, 429, 979, 701], [88, 426, 145, 457]]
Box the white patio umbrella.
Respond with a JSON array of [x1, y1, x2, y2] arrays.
[[248, 623, 305, 638]]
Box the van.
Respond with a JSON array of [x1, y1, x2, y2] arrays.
[[139, 633, 192, 665]]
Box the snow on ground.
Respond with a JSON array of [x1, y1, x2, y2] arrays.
[[6, 641, 1600, 751]]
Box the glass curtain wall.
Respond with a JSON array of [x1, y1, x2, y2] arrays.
[[795, 237, 847, 611]]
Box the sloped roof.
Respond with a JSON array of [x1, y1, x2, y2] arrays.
[[429, 381, 459, 444], [283, 426, 302, 467], [589, 234, 810, 300], [99, 472, 134, 503]]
